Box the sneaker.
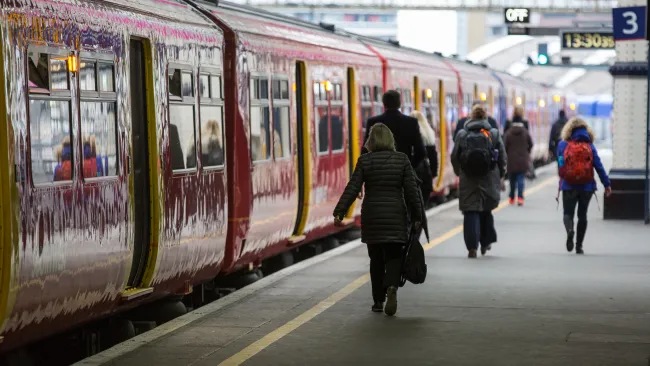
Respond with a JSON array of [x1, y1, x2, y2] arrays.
[[517, 197, 524, 206], [384, 287, 398, 316], [576, 247, 584, 255], [566, 230, 575, 252], [468, 249, 478, 258], [372, 302, 384, 312], [509, 198, 515, 205]]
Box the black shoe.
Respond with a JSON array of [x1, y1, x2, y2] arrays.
[[566, 231, 575, 252], [576, 247, 584, 255], [384, 287, 398, 316], [468, 249, 478, 258], [481, 245, 492, 256], [372, 302, 384, 312]]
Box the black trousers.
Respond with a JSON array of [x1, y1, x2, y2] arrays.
[[463, 211, 497, 251], [562, 190, 593, 247], [367, 243, 403, 303]]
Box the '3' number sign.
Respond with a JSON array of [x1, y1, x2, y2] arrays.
[[612, 6, 647, 41]]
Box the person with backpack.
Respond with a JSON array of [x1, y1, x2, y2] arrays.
[[504, 111, 533, 206], [452, 105, 506, 258], [549, 110, 568, 161], [453, 100, 498, 141], [557, 117, 612, 255], [334, 123, 422, 316]]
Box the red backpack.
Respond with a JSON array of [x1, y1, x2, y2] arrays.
[[560, 141, 593, 184]]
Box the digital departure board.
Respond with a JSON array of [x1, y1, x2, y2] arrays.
[[561, 31, 615, 50]]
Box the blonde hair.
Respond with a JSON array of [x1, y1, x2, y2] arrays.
[[513, 106, 524, 119], [410, 110, 436, 146], [470, 104, 487, 120], [561, 117, 595, 142], [365, 123, 395, 152]]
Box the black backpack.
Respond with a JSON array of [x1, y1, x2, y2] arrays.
[[400, 189, 429, 286], [460, 127, 495, 178]]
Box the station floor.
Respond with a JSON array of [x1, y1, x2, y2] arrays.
[[78, 152, 650, 366]]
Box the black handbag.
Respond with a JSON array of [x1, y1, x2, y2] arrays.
[[399, 189, 430, 286]]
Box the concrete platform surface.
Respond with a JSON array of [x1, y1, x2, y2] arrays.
[[77, 156, 650, 366]]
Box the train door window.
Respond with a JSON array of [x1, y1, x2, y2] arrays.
[[373, 86, 382, 115], [330, 83, 344, 152], [314, 81, 329, 154], [361, 85, 373, 136], [272, 78, 291, 159], [199, 69, 225, 168], [168, 65, 197, 171], [80, 52, 118, 178], [403, 88, 412, 114], [251, 76, 271, 161], [27, 46, 74, 184]]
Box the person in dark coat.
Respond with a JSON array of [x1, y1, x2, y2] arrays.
[[452, 105, 506, 258], [453, 100, 498, 141], [557, 117, 611, 255], [504, 118, 533, 206], [363, 90, 426, 169], [334, 123, 422, 316], [549, 110, 568, 160], [503, 105, 530, 134]]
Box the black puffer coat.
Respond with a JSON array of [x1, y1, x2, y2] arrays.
[[334, 150, 423, 245]]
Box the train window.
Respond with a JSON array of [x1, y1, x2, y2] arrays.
[[272, 77, 291, 159], [333, 83, 342, 101], [169, 69, 182, 100], [50, 56, 69, 91], [80, 102, 118, 177], [98, 63, 115, 92], [211, 76, 222, 99], [30, 100, 73, 183], [316, 105, 329, 153], [313, 82, 320, 101], [80, 61, 97, 91], [374, 86, 382, 103], [330, 106, 344, 151], [199, 74, 210, 98], [170, 104, 197, 170], [28, 53, 49, 92], [251, 78, 259, 99], [181, 72, 193, 97], [199, 106, 224, 167], [198, 70, 224, 168], [251, 76, 271, 161]]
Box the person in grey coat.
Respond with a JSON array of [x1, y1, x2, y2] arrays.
[[452, 105, 507, 258], [334, 123, 422, 316]]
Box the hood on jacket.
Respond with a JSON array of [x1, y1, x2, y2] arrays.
[[561, 117, 594, 142], [509, 122, 526, 135], [465, 119, 492, 131]]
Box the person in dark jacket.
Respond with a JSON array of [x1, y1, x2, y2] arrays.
[[363, 90, 426, 169], [453, 100, 498, 141], [504, 118, 533, 206], [452, 105, 506, 258], [334, 123, 422, 316], [549, 110, 568, 160], [410, 110, 438, 206], [557, 117, 611, 255], [503, 106, 530, 134]]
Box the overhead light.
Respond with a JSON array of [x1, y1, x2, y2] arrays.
[[538, 99, 546, 108], [570, 103, 576, 111], [516, 96, 523, 105], [323, 81, 332, 92], [426, 88, 433, 99], [553, 95, 561, 103], [480, 92, 487, 101]]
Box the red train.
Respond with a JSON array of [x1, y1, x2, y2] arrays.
[[0, 0, 571, 354]]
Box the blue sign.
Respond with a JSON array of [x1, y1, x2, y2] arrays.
[[612, 6, 647, 41]]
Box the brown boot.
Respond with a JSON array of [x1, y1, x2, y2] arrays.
[[468, 249, 478, 258]]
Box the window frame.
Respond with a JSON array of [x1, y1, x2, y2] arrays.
[[26, 44, 75, 187], [79, 51, 119, 182], [198, 67, 225, 171], [250, 74, 271, 163], [271, 75, 291, 161], [168, 63, 198, 174], [329, 82, 345, 155], [313, 80, 330, 156]]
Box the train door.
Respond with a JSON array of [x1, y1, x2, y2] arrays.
[[126, 38, 153, 292], [292, 61, 310, 237]]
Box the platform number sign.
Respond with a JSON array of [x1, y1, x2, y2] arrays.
[[612, 6, 647, 41]]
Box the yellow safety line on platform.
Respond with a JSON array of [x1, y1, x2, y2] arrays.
[[218, 176, 557, 366]]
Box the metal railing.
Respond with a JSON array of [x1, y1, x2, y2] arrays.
[[233, 0, 617, 12]]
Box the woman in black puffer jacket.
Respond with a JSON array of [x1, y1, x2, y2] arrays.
[[334, 123, 422, 316]]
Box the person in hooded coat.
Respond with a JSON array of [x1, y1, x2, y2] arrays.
[[334, 123, 422, 316], [452, 105, 507, 258], [557, 117, 612, 255], [504, 110, 533, 206], [549, 110, 568, 160]]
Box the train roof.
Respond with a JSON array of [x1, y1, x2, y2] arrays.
[[194, 0, 378, 63]]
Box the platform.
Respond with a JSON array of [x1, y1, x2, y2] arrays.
[[76, 152, 650, 366]]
